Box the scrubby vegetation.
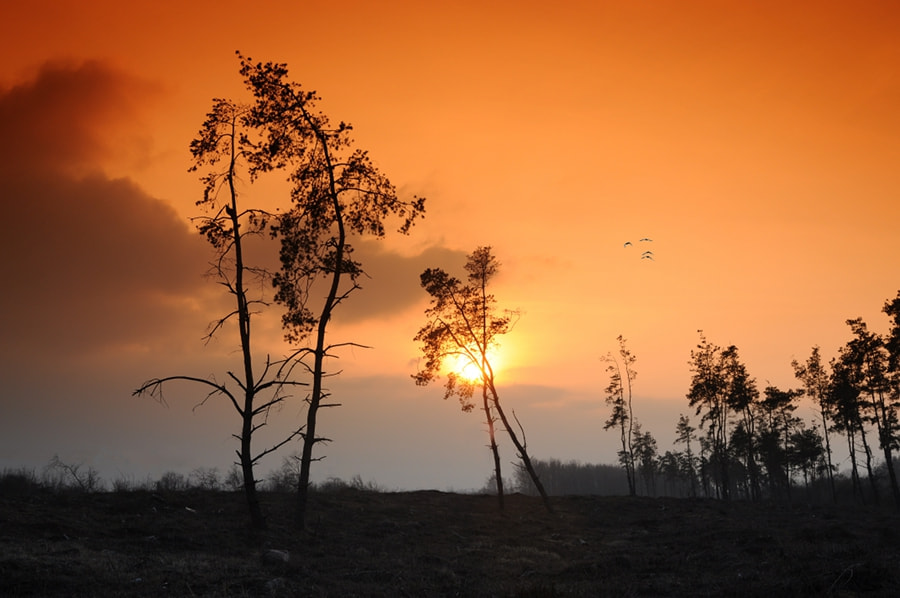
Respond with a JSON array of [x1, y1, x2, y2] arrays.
[[3, 470, 900, 597]]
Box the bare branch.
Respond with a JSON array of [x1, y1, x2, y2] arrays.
[[512, 409, 528, 452], [134, 375, 241, 415], [250, 427, 304, 465], [226, 370, 248, 393]]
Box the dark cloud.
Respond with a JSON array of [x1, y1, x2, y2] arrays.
[[0, 62, 210, 359], [0, 59, 462, 365], [336, 240, 467, 323], [0, 60, 154, 176], [2, 172, 211, 356], [235, 230, 468, 325]]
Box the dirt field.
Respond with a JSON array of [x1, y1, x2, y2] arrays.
[[2, 487, 899, 596]]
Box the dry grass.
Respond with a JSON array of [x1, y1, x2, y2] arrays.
[[2, 487, 899, 596]]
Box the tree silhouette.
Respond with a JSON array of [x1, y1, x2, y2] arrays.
[[789, 426, 826, 492], [828, 354, 870, 503], [632, 422, 658, 495], [686, 332, 732, 499], [134, 98, 307, 529], [884, 291, 900, 377], [842, 317, 900, 507], [236, 53, 426, 528], [884, 293, 900, 464], [721, 345, 761, 500], [414, 247, 552, 512], [686, 333, 759, 500], [755, 385, 803, 499], [674, 414, 699, 497], [602, 335, 637, 496], [793, 347, 837, 502]]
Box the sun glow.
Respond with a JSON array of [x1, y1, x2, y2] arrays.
[[450, 348, 503, 384]]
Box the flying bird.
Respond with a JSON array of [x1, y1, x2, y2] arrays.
[[625, 238, 656, 261]]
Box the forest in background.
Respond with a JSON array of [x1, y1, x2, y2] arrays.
[[511, 291, 900, 509]]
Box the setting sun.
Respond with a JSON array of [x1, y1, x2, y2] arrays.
[[450, 348, 503, 384]]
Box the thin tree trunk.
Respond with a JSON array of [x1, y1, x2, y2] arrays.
[[618, 420, 635, 496], [858, 418, 879, 506], [845, 428, 863, 504], [624, 360, 636, 497], [881, 440, 900, 508], [297, 120, 345, 530], [820, 406, 837, 504], [483, 384, 504, 509], [226, 128, 265, 530], [875, 394, 900, 508], [487, 380, 552, 513]]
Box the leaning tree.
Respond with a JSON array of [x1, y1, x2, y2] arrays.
[[413, 246, 552, 512]]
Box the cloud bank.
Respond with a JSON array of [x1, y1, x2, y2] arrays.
[[0, 61, 210, 360]]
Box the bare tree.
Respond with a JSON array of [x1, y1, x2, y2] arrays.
[[414, 247, 552, 513], [236, 54, 426, 528], [135, 97, 307, 529], [44, 455, 103, 492]]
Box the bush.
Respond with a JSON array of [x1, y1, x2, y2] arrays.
[[314, 474, 383, 494], [0, 468, 40, 496], [190, 467, 222, 491], [42, 455, 104, 492], [155, 471, 189, 492], [265, 453, 301, 492], [111, 474, 155, 493], [224, 464, 244, 491]]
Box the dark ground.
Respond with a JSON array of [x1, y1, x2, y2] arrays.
[[2, 487, 899, 597]]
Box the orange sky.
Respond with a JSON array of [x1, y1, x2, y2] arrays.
[[2, 1, 899, 490]]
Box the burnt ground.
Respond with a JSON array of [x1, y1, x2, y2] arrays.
[[2, 488, 899, 597]]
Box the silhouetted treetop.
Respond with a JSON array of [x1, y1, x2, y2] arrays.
[[234, 52, 425, 344]]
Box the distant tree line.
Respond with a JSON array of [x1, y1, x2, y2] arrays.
[[561, 291, 900, 507]]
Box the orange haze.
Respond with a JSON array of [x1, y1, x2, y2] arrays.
[[1, 1, 898, 490]]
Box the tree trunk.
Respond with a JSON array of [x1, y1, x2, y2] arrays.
[[229, 140, 265, 530], [845, 428, 864, 504], [881, 443, 900, 508], [859, 420, 879, 506], [297, 322, 328, 529], [821, 407, 837, 504], [619, 422, 636, 496], [875, 396, 900, 508], [487, 380, 552, 513], [483, 384, 504, 509], [296, 125, 344, 530], [240, 421, 265, 529]]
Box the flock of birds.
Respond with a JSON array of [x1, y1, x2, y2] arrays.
[[623, 237, 654, 261]]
